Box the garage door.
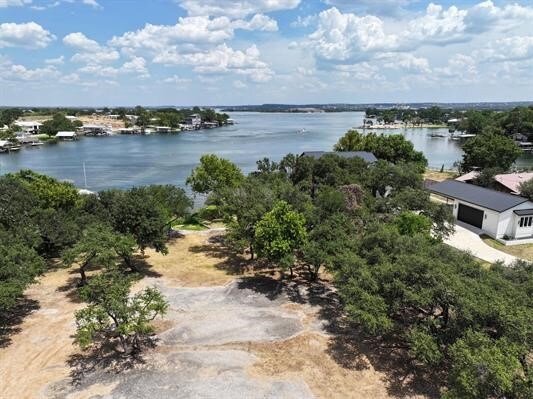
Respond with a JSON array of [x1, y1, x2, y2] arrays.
[[457, 203, 484, 229]]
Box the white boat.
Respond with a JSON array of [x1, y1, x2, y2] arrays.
[[31, 142, 44, 146], [298, 128, 306, 134]]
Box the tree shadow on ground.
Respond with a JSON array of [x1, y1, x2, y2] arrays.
[[0, 297, 40, 348], [129, 255, 163, 279], [189, 234, 272, 276], [236, 271, 443, 398], [56, 255, 163, 303], [67, 337, 156, 387]]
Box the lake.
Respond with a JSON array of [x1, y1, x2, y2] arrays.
[[0, 111, 466, 191]]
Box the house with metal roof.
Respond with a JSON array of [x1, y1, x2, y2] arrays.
[[301, 151, 377, 163], [429, 180, 533, 244]]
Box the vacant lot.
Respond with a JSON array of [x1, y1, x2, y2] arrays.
[[0, 231, 434, 399]]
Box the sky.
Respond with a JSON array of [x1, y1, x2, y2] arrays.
[[0, 0, 533, 106]]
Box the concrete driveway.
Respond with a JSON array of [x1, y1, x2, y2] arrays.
[[445, 223, 521, 265]]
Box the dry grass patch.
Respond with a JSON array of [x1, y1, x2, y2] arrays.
[[424, 170, 457, 182], [248, 333, 418, 399], [143, 231, 246, 287], [0, 267, 83, 399]]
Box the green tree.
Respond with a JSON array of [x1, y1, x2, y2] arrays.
[[75, 271, 168, 355], [394, 212, 432, 237], [302, 213, 358, 280], [0, 108, 23, 127], [10, 170, 80, 210], [62, 224, 135, 285], [0, 233, 45, 313], [519, 178, 533, 200], [220, 176, 275, 259], [445, 331, 526, 399], [99, 188, 170, 254], [254, 201, 308, 277], [460, 133, 522, 172], [334, 130, 427, 171], [186, 154, 244, 195], [472, 167, 505, 190], [458, 110, 493, 135], [40, 113, 77, 137]]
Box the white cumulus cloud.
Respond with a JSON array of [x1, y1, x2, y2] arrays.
[[0, 22, 55, 48], [0, 0, 32, 7], [154, 43, 273, 82], [177, 0, 300, 18], [309, 7, 399, 62]]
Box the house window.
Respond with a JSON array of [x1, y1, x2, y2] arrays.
[[519, 216, 533, 227]]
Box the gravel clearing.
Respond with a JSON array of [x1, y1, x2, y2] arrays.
[[158, 281, 304, 346]]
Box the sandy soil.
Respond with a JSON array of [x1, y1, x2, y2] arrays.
[[77, 116, 126, 129], [0, 268, 82, 398], [0, 230, 434, 399], [423, 170, 457, 182]]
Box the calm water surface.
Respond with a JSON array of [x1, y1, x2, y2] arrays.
[[0, 112, 467, 191]]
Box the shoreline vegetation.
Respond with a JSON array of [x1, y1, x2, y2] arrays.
[[0, 106, 232, 153]]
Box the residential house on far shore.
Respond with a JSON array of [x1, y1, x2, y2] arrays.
[[14, 120, 42, 135], [185, 114, 202, 129], [80, 124, 109, 136]]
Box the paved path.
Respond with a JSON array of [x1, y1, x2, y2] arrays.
[[445, 223, 520, 265]]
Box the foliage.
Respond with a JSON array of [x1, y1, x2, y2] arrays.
[[98, 188, 170, 254], [186, 154, 244, 195], [519, 178, 533, 201], [302, 213, 359, 280], [444, 331, 528, 399], [0, 233, 44, 313], [220, 176, 276, 259], [461, 133, 522, 172], [10, 169, 80, 209], [254, 201, 308, 274], [472, 167, 505, 190], [75, 271, 168, 354], [335, 225, 533, 398], [134, 185, 192, 223], [0, 108, 23, 127], [40, 113, 78, 136], [62, 223, 136, 285], [334, 130, 427, 171], [394, 212, 432, 237]]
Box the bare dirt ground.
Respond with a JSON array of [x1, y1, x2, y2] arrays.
[[0, 231, 438, 399], [77, 116, 126, 129]]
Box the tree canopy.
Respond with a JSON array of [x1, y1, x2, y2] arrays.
[[334, 130, 427, 171], [186, 154, 244, 195], [254, 201, 308, 275], [460, 133, 522, 172]]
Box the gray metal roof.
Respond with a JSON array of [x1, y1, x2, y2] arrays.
[[429, 180, 529, 212], [301, 151, 377, 163], [514, 209, 533, 216]]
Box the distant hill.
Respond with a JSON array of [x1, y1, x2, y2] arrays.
[[219, 102, 533, 113]]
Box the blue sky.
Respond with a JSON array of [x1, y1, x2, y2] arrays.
[[1, 0, 532, 106]]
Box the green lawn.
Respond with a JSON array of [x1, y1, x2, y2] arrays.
[[481, 235, 533, 262]]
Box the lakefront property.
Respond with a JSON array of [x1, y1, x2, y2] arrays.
[[2, 1, 533, 398]]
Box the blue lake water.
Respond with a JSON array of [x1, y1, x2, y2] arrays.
[[0, 112, 466, 191]]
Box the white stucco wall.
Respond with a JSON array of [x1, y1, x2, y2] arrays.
[[450, 198, 533, 239]]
